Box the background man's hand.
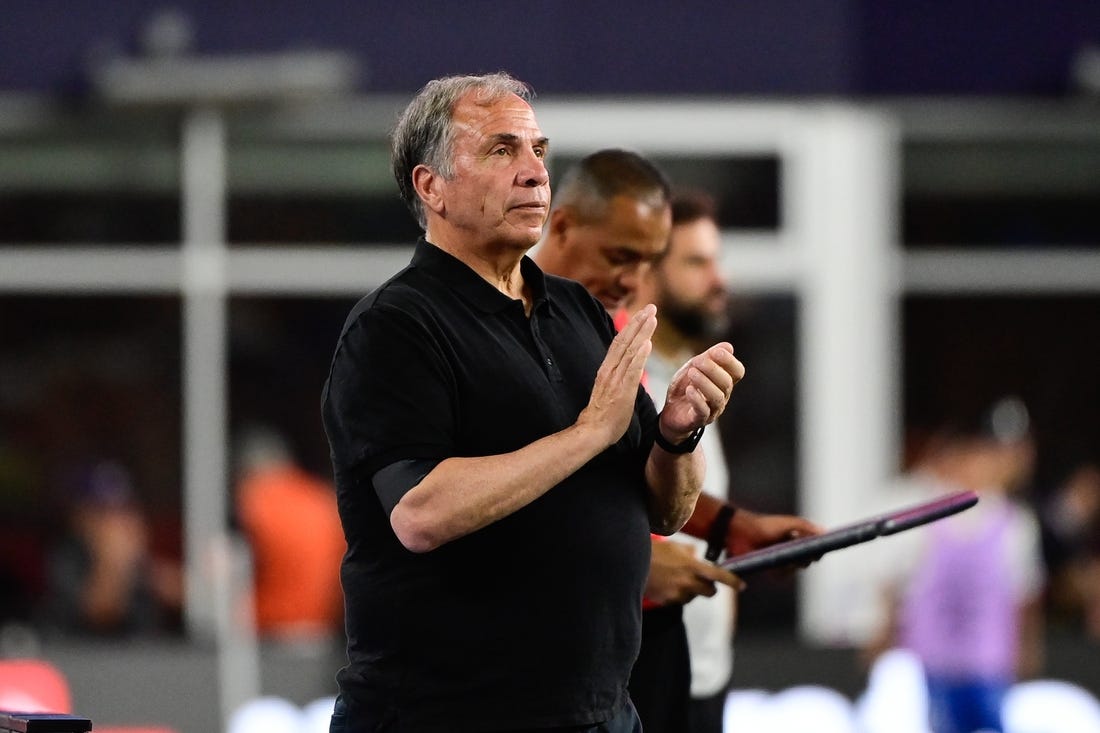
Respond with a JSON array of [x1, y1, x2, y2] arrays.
[[645, 538, 745, 606], [726, 508, 825, 559]]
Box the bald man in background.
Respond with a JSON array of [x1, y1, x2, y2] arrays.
[[536, 150, 820, 732]]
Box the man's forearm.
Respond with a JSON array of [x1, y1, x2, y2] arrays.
[[644, 446, 705, 535], [680, 492, 731, 539], [390, 420, 609, 552]]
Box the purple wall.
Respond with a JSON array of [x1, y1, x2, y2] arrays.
[[857, 2, 1100, 95], [3, 0, 1098, 96]]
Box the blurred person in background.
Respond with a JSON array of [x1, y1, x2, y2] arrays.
[[1038, 460, 1100, 640], [865, 397, 1046, 733], [234, 426, 345, 642], [0, 441, 44, 632], [41, 460, 182, 637], [536, 153, 820, 733]]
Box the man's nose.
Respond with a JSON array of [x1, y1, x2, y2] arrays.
[[704, 262, 725, 291], [518, 151, 550, 188], [618, 264, 642, 294]]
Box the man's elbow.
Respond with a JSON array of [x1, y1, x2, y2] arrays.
[[390, 504, 444, 553], [649, 503, 695, 536]]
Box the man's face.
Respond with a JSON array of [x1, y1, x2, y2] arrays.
[[654, 217, 728, 338], [436, 91, 551, 250], [553, 194, 671, 311]]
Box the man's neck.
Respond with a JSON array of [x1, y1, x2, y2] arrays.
[[427, 227, 529, 303]]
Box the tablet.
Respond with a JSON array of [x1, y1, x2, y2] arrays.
[[719, 490, 979, 577]]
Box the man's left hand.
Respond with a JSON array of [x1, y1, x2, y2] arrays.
[[659, 342, 744, 441]]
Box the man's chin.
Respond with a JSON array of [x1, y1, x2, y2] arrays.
[[502, 227, 544, 251]]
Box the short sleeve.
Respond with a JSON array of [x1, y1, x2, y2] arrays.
[[323, 301, 456, 491]]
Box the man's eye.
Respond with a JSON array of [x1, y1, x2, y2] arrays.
[[492, 147, 509, 156], [606, 252, 637, 266], [534, 147, 546, 158]]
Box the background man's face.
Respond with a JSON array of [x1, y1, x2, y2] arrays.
[[554, 195, 670, 311], [655, 217, 729, 338]]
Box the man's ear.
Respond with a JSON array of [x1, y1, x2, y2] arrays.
[[547, 206, 574, 246], [412, 164, 444, 217]]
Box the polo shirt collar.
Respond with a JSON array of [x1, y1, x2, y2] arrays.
[[412, 237, 551, 315]]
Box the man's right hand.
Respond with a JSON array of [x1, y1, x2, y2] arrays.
[[644, 537, 745, 606], [577, 304, 657, 447]]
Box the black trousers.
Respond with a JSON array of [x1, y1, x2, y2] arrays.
[[627, 604, 691, 733], [689, 690, 727, 733]]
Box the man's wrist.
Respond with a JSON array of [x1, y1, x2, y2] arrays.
[[654, 413, 705, 454]]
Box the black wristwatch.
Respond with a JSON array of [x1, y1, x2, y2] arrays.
[[705, 503, 737, 562], [654, 422, 705, 454]]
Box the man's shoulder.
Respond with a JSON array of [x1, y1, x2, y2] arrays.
[[340, 264, 440, 333]]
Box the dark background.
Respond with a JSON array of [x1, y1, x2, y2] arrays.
[[4, 1, 1099, 98]]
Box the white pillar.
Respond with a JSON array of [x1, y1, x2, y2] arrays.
[[790, 105, 902, 644], [180, 106, 261, 726], [181, 106, 228, 643]]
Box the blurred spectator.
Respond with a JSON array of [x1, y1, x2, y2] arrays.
[[234, 427, 344, 641], [1039, 461, 1100, 639], [40, 460, 182, 637], [865, 397, 1046, 733], [0, 440, 45, 627]]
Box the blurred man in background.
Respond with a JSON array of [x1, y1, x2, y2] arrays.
[[42, 460, 181, 637], [865, 397, 1046, 733], [234, 426, 344, 642], [1038, 460, 1100, 640], [537, 154, 820, 733]]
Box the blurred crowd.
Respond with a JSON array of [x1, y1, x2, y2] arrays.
[[0, 426, 344, 648]]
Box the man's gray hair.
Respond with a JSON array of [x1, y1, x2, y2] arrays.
[[392, 72, 533, 230]]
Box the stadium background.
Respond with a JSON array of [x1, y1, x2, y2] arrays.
[[2, 2, 1100, 731]]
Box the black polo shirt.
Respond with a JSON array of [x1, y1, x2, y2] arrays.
[[322, 237, 658, 731]]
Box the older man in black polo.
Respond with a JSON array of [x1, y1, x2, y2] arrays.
[[322, 72, 743, 732]]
